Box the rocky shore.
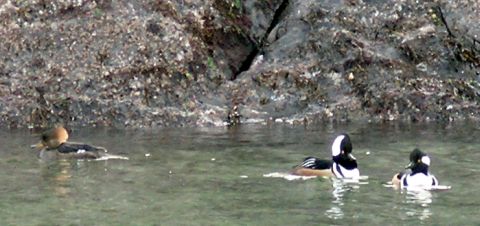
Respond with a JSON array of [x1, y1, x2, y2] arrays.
[[0, 0, 479, 128]]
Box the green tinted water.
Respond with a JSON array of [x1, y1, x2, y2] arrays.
[[0, 123, 477, 225]]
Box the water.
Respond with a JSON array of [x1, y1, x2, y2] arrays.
[[0, 123, 478, 225]]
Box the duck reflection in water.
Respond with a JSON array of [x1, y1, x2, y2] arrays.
[[325, 179, 362, 220], [40, 160, 74, 197], [403, 189, 434, 221]]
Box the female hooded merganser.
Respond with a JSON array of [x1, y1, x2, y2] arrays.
[[391, 148, 438, 189], [32, 126, 115, 159], [291, 134, 360, 179]]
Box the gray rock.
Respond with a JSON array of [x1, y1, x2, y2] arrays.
[[0, 0, 479, 128]]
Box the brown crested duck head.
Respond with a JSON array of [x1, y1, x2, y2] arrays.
[[39, 126, 69, 149]]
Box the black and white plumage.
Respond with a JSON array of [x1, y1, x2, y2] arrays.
[[55, 143, 106, 154], [300, 157, 332, 169], [296, 134, 360, 178], [398, 149, 439, 188]]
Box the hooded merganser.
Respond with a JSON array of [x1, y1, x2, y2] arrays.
[[32, 126, 110, 159], [391, 148, 439, 189], [291, 134, 360, 179]]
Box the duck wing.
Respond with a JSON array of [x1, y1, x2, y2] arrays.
[[56, 143, 105, 153], [300, 157, 333, 170]]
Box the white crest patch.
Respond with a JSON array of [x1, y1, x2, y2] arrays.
[[331, 135, 345, 156], [421, 156, 431, 166]]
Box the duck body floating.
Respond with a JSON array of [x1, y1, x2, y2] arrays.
[[291, 133, 360, 179], [391, 148, 441, 189], [32, 127, 128, 160]]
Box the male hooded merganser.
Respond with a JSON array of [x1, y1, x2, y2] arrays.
[[391, 148, 438, 189], [291, 134, 360, 179], [32, 126, 110, 159]]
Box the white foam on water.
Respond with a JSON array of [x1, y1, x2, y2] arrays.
[[406, 185, 451, 191], [263, 172, 369, 182], [94, 154, 129, 161], [262, 172, 317, 181], [383, 183, 395, 188], [332, 175, 369, 184], [384, 181, 451, 191]]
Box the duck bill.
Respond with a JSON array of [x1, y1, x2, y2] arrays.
[[348, 153, 356, 160], [405, 161, 414, 169], [31, 142, 45, 150]]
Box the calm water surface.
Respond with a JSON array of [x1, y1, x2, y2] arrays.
[[0, 123, 478, 225]]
